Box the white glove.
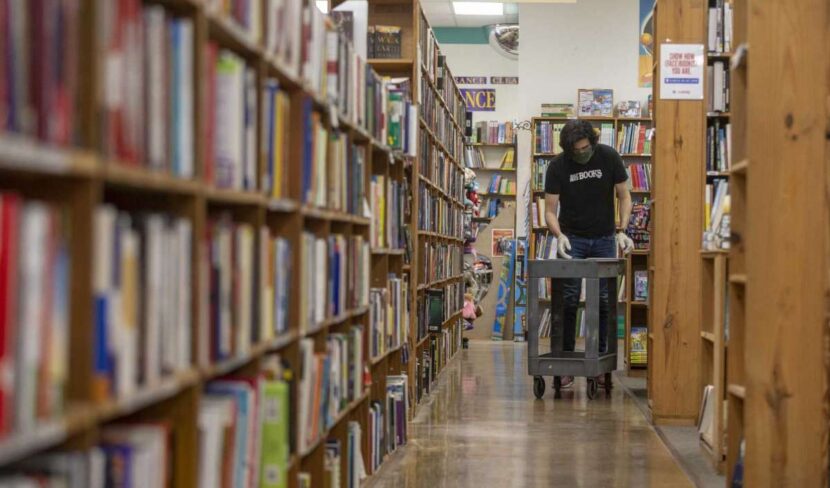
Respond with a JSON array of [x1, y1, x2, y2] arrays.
[[557, 234, 572, 259], [616, 232, 635, 256]]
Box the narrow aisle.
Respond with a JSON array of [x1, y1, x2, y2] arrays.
[[367, 342, 693, 488]]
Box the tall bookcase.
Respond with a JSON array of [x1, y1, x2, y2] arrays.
[[528, 116, 652, 364], [366, 1, 466, 411], [0, 0, 466, 486], [724, 0, 829, 485]]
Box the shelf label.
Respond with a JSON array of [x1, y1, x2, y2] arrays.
[[659, 43, 704, 100]]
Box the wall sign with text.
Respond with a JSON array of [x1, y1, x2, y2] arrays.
[[456, 76, 488, 85], [461, 88, 496, 112], [490, 76, 518, 85], [659, 43, 704, 100]]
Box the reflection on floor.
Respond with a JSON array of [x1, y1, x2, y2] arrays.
[[366, 341, 694, 488]]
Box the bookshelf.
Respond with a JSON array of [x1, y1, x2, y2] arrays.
[[528, 116, 652, 372], [699, 0, 734, 473], [724, 0, 829, 485], [0, 0, 465, 486]]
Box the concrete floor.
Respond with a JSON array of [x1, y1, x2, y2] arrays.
[[367, 341, 694, 488]]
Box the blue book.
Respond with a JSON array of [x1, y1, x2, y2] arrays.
[[321, 355, 332, 429], [101, 443, 134, 488], [301, 99, 313, 203]]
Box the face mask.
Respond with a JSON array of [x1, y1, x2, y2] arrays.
[[573, 146, 593, 164]]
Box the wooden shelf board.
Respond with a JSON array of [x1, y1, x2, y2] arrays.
[[579, 116, 616, 121], [632, 249, 651, 255], [105, 164, 200, 194], [267, 331, 299, 352], [416, 335, 430, 348], [0, 405, 95, 466], [471, 143, 516, 147], [707, 112, 731, 118], [97, 369, 202, 422], [472, 167, 516, 173], [730, 159, 749, 175], [622, 153, 653, 157], [701, 331, 716, 343], [729, 274, 747, 285], [631, 301, 649, 307], [320, 306, 370, 328], [727, 384, 746, 400], [617, 117, 653, 122], [266, 198, 300, 212], [701, 249, 730, 258], [206, 187, 265, 205], [207, 11, 263, 59], [368, 58, 415, 73], [0, 135, 100, 177]]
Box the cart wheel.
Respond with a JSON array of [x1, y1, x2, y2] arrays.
[[533, 376, 546, 399], [553, 376, 562, 394], [587, 378, 598, 400], [604, 372, 613, 393]]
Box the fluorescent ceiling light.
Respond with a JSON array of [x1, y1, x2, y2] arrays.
[[453, 2, 504, 16], [316, 0, 329, 13]]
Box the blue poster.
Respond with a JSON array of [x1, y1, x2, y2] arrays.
[[639, 0, 656, 87]]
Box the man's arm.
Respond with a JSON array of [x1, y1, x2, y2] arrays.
[[615, 182, 632, 231], [544, 193, 562, 237]]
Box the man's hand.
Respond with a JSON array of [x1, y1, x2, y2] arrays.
[[557, 235, 573, 259], [616, 232, 634, 256]]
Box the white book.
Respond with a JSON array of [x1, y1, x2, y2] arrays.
[[724, 4, 734, 53], [144, 215, 163, 386], [161, 221, 176, 375], [215, 53, 244, 190], [713, 62, 726, 112], [235, 226, 254, 355], [198, 397, 236, 488], [144, 6, 167, 170], [706, 66, 715, 112], [244, 67, 257, 190], [16, 203, 48, 431], [176, 219, 192, 369], [179, 19, 195, 178], [218, 224, 233, 357], [297, 339, 315, 452], [707, 8, 718, 51]]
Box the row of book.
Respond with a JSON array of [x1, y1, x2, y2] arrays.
[[328, 134, 367, 216], [707, 61, 731, 113], [368, 376, 409, 473], [626, 200, 652, 250], [418, 23, 465, 126], [417, 189, 463, 237], [597, 123, 616, 147], [707, 0, 734, 54], [0, 195, 69, 435], [531, 197, 548, 229], [706, 120, 732, 173], [480, 198, 505, 219], [370, 175, 409, 251], [419, 76, 464, 160], [533, 157, 553, 191], [472, 121, 516, 145], [485, 176, 517, 195], [464, 146, 487, 169], [323, 421, 366, 488], [369, 274, 409, 360], [627, 163, 652, 192], [1, 0, 80, 146], [94, 206, 193, 401], [297, 334, 364, 455], [302, 233, 370, 332], [703, 179, 730, 250], [616, 123, 654, 155], [420, 132, 463, 198], [420, 242, 462, 285], [534, 231, 559, 260], [534, 121, 565, 154]]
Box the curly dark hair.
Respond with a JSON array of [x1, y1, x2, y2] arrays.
[[559, 119, 598, 156]]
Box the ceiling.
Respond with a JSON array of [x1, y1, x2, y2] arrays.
[[421, 0, 519, 27]]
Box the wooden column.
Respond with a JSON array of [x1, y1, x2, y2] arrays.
[[650, 0, 707, 423], [743, 0, 829, 484]]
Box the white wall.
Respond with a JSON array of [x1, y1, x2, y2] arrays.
[[440, 44, 520, 125], [515, 0, 651, 236]]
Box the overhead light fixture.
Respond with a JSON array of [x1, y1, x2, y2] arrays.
[[316, 0, 329, 13], [453, 2, 504, 16]]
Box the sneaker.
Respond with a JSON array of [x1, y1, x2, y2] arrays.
[[559, 376, 574, 389]]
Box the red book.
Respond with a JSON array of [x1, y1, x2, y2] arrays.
[[637, 125, 647, 154], [0, 193, 21, 435]]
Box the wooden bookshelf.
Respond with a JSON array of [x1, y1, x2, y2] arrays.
[[725, 0, 830, 485], [0, 0, 466, 485]]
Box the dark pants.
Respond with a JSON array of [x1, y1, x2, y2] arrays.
[[560, 234, 616, 353]]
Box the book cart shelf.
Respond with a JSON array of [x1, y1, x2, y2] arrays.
[[0, 0, 466, 486], [528, 116, 652, 371]]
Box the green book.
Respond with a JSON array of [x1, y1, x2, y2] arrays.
[[387, 91, 404, 149], [259, 380, 290, 488]]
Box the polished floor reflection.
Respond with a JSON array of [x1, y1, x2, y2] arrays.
[[367, 342, 693, 488]]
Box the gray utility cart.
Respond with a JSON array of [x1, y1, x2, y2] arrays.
[[527, 258, 625, 400]]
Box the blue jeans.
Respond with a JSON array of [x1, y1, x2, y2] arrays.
[[560, 234, 616, 352]]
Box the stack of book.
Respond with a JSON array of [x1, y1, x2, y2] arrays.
[[707, 1, 734, 54], [94, 206, 193, 401], [205, 45, 257, 190], [297, 333, 365, 454], [100, 3, 195, 177], [706, 120, 732, 172], [463, 146, 487, 169], [627, 164, 652, 192], [1, 0, 81, 147], [534, 121, 564, 154], [473, 121, 515, 145], [0, 195, 70, 435], [617, 123, 654, 155], [204, 215, 256, 363], [200, 355, 292, 488], [703, 179, 730, 250]]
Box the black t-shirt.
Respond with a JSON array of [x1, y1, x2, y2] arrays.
[[544, 144, 628, 238]]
